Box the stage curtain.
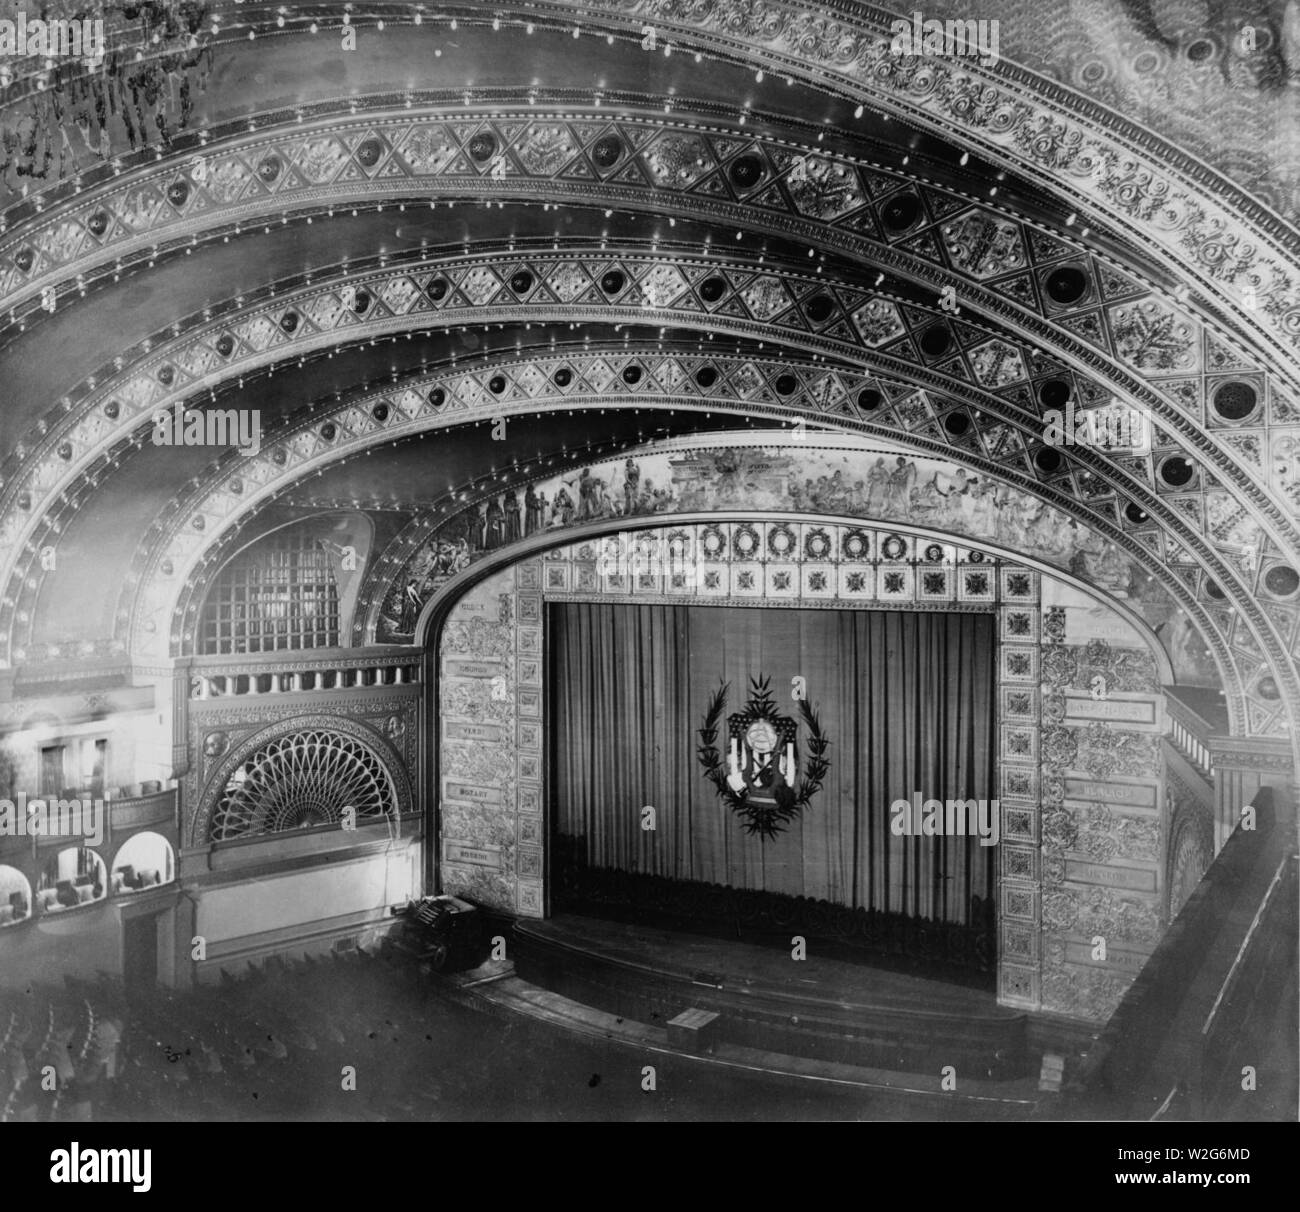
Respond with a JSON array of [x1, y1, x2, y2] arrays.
[[549, 602, 995, 926]]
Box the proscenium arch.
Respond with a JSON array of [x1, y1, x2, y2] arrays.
[[107, 320, 1283, 732], [359, 417, 1228, 673], [136, 376, 1247, 714], [412, 507, 1180, 893]]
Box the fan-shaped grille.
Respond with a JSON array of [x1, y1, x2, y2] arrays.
[[209, 729, 394, 842]]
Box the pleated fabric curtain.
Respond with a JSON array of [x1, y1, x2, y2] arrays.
[[549, 602, 996, 926]]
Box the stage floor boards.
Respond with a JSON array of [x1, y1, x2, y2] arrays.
[[513, 913, 1029, 1081], [520, 914, 1010, 1020]]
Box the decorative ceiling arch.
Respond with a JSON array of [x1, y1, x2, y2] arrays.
[[4, 242, 1297, 587], [351, 427, 1198, 678], [2, 252, 1293, 735], [114, 352, 1263, 726], [1, 2, 1296, 758], [4, 103, 1297, 539], [458, 0, 1300, 372], [13, 1, 1279, 368]]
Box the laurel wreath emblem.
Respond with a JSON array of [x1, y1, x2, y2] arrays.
[[696, 676, 830, 840]]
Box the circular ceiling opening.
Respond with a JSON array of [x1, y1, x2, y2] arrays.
[[1264, 565, 1300, 598], [728, 154, 765, 190], [1038, 379, 1071, 409], [1211, 380, 1258, 422], [1035, 447, 1063, 473], [920, 325, 952, 357], [881, 192, 922, 233], [1045, 265, 1090, 306], [1159, 456, 1195, 487]]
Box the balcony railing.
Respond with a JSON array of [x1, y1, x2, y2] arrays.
[[1062, 786, 1295, 1119], [188, 653, 420, 700], [1163, 686, 1227, 780]]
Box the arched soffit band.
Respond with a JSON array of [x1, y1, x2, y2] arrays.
[[131, 376, 1258, 729], [5, 1, 1293, 375], [3, 106, 1296, 556], [20, 319, 1300, 728], [3, 245, 1297, 614]]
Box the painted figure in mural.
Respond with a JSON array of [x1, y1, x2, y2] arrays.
[[537, 491, 551, 529], [471, 504, 488, 551], [576, 468, 595, 519], [527, 485, 545, 535], [930, 468, 971, 528], [485, 496, 505, 549], [886, 457, 917, 511], [504, 489, 521, 544], [909, 472, 944, 525], [554, 486, 575, 525], [624, 458, 641, 513], [866, 457, 890, 515], [400, 579, 422, 635], [968, 476, 996, 533]]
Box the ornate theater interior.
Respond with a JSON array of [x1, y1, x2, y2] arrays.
[[0, 0, 1296, 1122]]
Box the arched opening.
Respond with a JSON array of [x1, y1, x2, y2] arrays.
[[0, 865, 32, 928], [36, 848, 107, 914], [110, 832, 176, 895]]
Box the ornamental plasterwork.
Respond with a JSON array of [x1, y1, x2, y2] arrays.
[[136, 372, 1253, 709], [555, 0, 1300, 374], [3, 112, 1298, 552], [3, 246, 1295, 652], [0, 108, 1294, 544], [143, 420, 1279, 738], [185, 707, 414, 846]]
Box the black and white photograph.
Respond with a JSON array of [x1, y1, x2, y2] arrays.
[[0, 0, 1296, 1161]]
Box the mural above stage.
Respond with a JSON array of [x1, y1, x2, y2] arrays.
[[373, 436, 1220, 686]]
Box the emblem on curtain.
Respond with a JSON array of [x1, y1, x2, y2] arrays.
[[697, 676, 830, 839]]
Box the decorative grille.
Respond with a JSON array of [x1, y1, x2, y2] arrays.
[[209, 729, 394, 841]]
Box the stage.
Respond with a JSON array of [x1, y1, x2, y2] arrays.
[[503, 913, 1035, 1091]]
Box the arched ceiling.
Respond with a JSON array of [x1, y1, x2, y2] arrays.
[[1, 2, 1298, 745]]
